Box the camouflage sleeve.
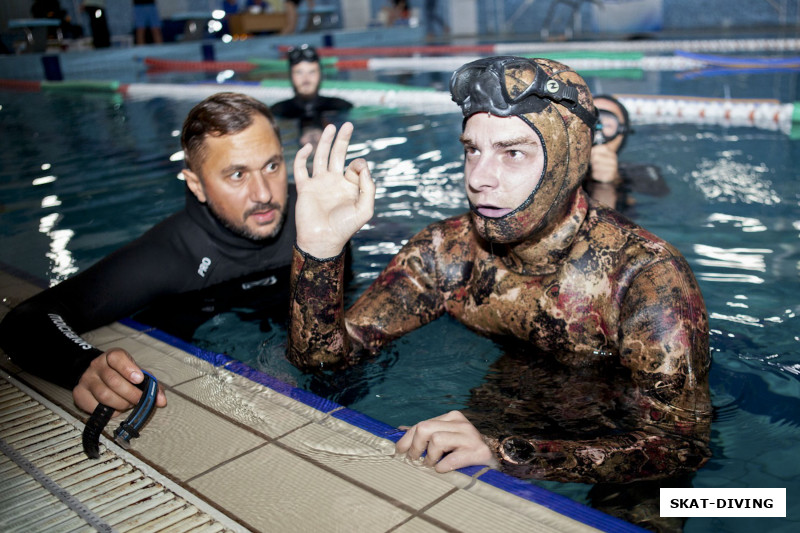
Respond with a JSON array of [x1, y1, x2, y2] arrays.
[[288, 227, 447, 371], [288, 245, 351, 370], [486, 257, 712, 484]]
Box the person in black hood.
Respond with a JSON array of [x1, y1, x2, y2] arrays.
[[0, 92, 297, 417], [270, 44, 353, 137], [585, 94, 669, 210], [286, 57, 711, 487]]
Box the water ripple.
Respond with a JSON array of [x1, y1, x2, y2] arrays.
[[691, 153, 781, 205], [694, 243, 770, 271]]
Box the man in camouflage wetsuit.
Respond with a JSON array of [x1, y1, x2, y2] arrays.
[[287, 57, 712, 486]]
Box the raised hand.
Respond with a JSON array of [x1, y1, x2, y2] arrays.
[[396, 410, 499, 473], [589, 144, 620, 184], [293, 122, 375, 259]]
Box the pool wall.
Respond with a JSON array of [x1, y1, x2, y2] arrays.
[[0, 24, 425, 83], [2, 0, 799, 47]]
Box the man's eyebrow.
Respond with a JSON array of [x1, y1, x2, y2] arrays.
[[459, 134, 538, 149], [493, 136, 538, 149], [219, 154, 283, 175], [219, 163, 248, 175]]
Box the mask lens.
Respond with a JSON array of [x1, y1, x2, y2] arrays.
[[288, 45, 317, 65], [499, 59, 540, 103], [450, 61, 490, 106], [450, 58, 542, 116], [597, 109, 622, 143]]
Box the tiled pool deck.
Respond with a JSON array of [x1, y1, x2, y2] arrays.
[[0, 268, 646, 532]]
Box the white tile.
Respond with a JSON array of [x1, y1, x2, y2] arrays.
[[424, 487, 599, 533], [392, 517, 451, 532], [132, 392, 267, 481], [90, 336, 208, 387], [189, 443, 410, 532], [279, 421, 463, 510], [174, 371, 314, 439]]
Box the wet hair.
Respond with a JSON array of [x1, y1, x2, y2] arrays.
[[181, 92, 280, 173]]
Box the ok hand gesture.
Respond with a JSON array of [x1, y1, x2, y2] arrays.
[[293, 122, 375, 259]]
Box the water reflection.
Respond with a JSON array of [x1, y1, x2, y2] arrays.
[[32, 175, 56, 186], [705, 213, 767, 232], [347, 136, 408, 159], [709, 312, 763, 327], [696, 272, 764, 284], [691, 153, 780, 205], [39, 212, 77, 284], [694, 243, 770, 271]]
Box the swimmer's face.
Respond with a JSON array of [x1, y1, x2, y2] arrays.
[[461, 113, 545, 218], [290, 61, 322, 98], [594, 97, 626, 154], [183, 114, 288, 241]]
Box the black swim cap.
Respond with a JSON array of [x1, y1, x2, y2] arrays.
[[593, 94, 632, 152], [288, 44, 319, 66]]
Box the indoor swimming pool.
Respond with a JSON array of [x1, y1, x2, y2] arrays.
[[1, 45, 799, 532]]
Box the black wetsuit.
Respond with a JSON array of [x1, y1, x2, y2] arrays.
[[270, 94, 353, 127], [584, 162, 669, 212], [0, 186, 298, 390]]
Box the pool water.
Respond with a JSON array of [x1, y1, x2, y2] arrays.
[[1, 62, 799, 533]]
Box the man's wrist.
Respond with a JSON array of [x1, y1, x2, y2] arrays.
[[294, 241, 345, 262], [589, 171, 621, 184]]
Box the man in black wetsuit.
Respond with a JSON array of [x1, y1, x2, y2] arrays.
[[270, 44, 353, 135], [0, 92, 295, 416]]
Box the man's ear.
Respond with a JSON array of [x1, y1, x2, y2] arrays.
[[183, 169, 207, 203]]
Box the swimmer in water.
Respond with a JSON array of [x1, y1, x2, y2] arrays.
[[586, 94, 670, 210], [271, 44, 353, 138], [287, 56, 711, 486]]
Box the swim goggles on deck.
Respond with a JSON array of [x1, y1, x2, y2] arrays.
[[593, 108, 633, 146], [449, 57, 598, 132], [288, 44, 320, 65], [82, 370, 159, 459]]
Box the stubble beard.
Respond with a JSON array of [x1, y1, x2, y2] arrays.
[[208, 200, 286, 241]]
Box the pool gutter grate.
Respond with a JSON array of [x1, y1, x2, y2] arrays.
[[0, 375, 246, 533]]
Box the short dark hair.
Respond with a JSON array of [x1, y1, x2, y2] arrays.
[[181, 92, 280, 172]]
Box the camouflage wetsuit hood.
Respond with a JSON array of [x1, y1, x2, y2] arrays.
[[460, 58, 594, 248]]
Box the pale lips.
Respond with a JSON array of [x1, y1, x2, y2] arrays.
[[476, 205, 512, 218]]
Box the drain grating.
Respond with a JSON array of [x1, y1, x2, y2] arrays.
[[0, 375, 247, 533]]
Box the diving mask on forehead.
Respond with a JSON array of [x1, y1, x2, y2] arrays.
[[450, 57, 597, 132], [288, 44, 319, 65]]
